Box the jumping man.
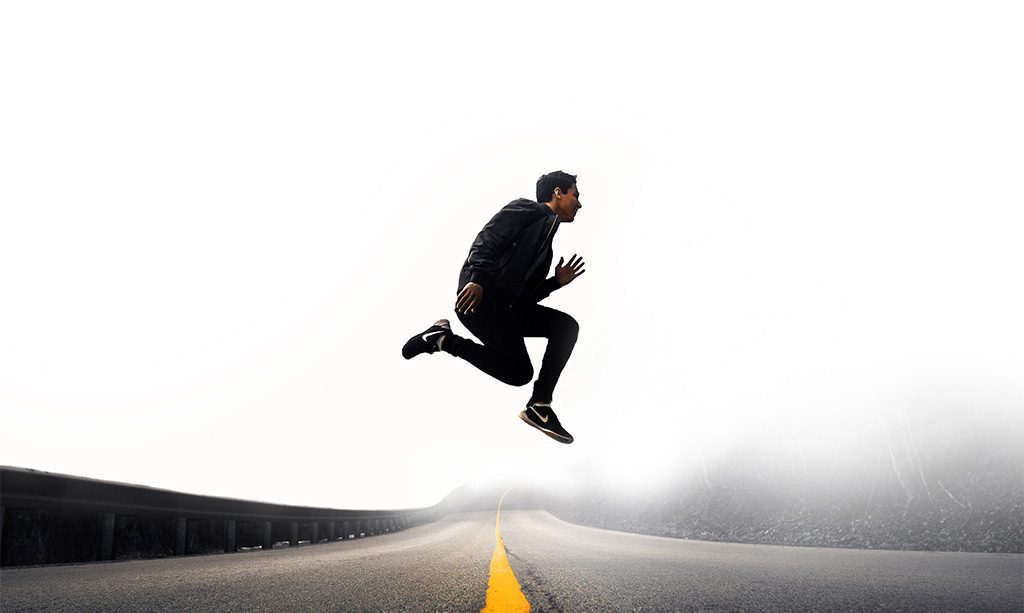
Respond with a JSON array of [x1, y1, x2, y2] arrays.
[[402, 170, 585, 443]]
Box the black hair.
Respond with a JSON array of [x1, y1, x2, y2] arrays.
[[536, 170, 577, 203]]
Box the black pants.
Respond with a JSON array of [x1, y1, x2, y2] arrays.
[[442, 297, 579, 404]]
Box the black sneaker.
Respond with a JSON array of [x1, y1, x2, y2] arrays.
[[402, 319, 450, 359], [519, 402, 574, 444]]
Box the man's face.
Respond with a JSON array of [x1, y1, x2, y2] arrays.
[[553, 184, 582, 222]]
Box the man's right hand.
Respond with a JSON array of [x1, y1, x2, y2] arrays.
[[456, 282, 483, 314]]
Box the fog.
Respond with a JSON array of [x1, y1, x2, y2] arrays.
[[2, 2, 1021, 515]]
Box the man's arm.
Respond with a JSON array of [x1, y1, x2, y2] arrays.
[[464, 205, 539, 286], [534, 254, 587, 303], [532, 276, 563, 303], [458, 205, 541, 313]]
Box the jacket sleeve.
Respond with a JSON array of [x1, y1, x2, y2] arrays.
[[532, 276, 562, 303], [465, 206, 539, 287]]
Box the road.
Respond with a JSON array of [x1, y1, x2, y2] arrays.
[[500, 511, 1022, 611], [1, 508, 1021, 611]]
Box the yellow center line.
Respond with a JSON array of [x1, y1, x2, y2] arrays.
[[481, 489, 530, 612]]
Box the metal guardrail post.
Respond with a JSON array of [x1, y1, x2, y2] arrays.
[[343, 520, 351, 539], [263, 521, 272, 550], [174, 518, 187, 555], [311, 521, 319, 544], [99, 513, 115, 561], [328, 520, 336, 540], [289, 521, 298, 546], [224, 520, 236, 553]]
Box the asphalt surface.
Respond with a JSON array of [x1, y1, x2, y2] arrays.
[[501, 511, 1023, 612], [1, 510, 1021, 612], [0, 513, 492, 612]]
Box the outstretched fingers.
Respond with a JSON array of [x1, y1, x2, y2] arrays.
[[571, 255, 585, 275]]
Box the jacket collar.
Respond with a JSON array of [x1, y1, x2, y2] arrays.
[[537, 201, 558, 218]]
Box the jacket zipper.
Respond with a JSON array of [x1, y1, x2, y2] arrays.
[[540, 216, 558, 253], [509, 216, 558, 307]]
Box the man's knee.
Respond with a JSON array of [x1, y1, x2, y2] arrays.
[[506, 363, 534, 387], [563, 315, 580, 343]]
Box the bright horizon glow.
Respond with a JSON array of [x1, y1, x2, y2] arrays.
[[2, 2, 1022, 509]]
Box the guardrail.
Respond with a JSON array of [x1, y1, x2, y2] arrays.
[[0, 466, 438, 567]]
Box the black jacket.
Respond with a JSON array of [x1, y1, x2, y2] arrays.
[[458, 198, 562, 308]]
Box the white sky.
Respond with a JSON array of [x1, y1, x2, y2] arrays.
[[2, 2, 1022, 509]]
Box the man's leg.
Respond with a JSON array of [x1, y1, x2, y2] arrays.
[[511, 303, 578, 444], [518, 304, 579, 404], [440, 298, 534, 387]]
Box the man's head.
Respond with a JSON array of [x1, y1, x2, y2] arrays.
[[536, 170, 582, 223]]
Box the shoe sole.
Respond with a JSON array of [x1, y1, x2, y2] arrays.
[[402, 338, 433, 360], [402, 321, 450, 360], [518, 410, 574, 444]]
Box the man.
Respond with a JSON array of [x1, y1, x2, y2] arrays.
[[402, 171, 586, 444]]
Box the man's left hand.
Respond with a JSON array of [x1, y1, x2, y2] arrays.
[[555, 254, 586, 286]]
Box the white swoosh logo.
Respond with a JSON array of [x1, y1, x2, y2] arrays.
[[422, 330, 443, 343], [530, 406, 549, 423]]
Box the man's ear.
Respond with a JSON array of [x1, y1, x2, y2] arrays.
[[553, 188, 562, 198]]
